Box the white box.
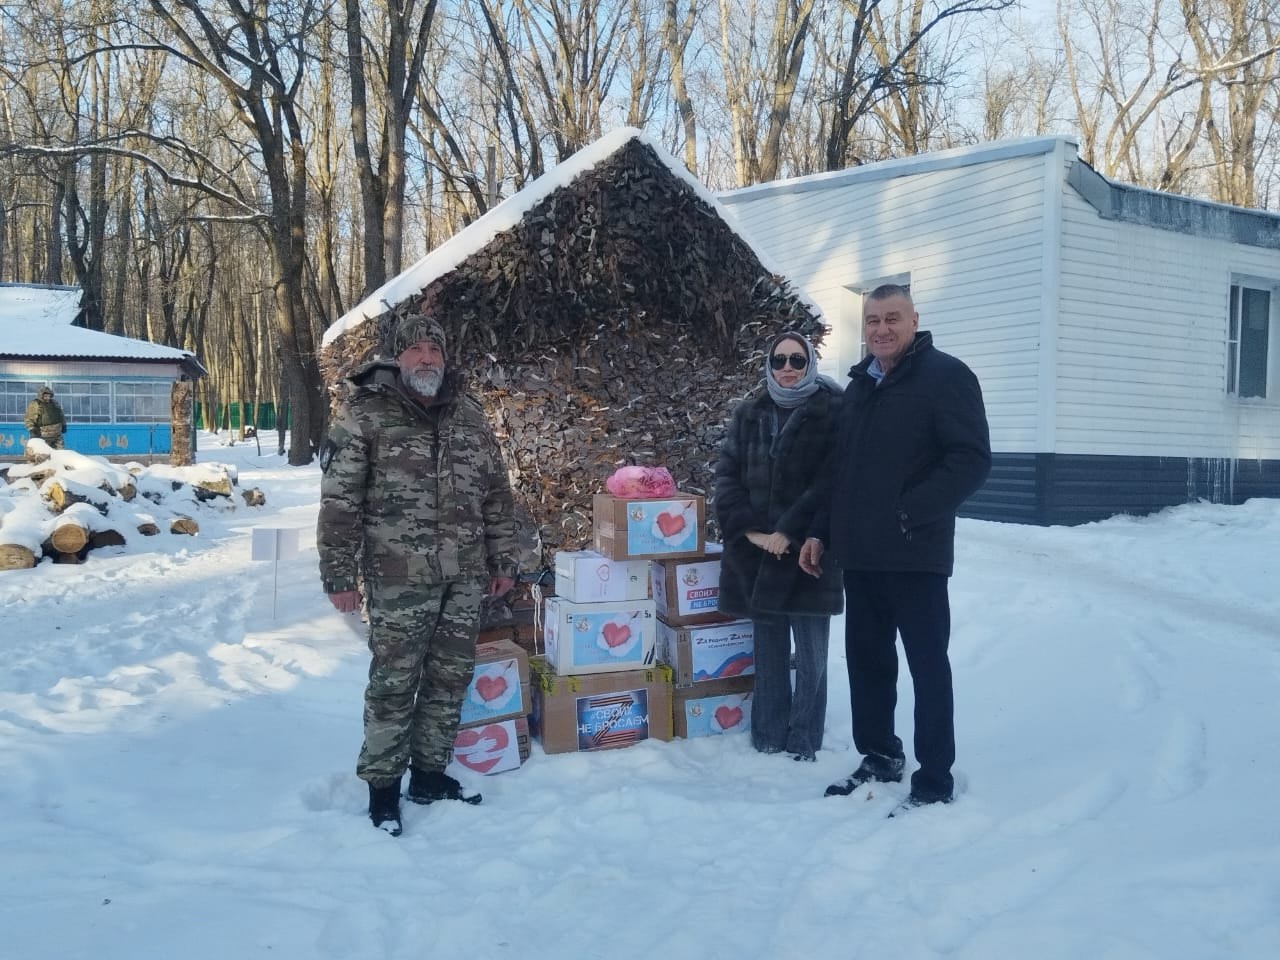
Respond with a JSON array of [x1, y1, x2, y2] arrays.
[[554, 549, 650, 603], [543, 595, 658, 676], [447, 717, 530, 776], [656, 618, 754, 686]]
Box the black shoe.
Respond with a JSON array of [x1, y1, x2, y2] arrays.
[[824, 754, 905, 797], [368, 782, 403, 836], [406, 768, 482, 806], [887, 791, 953, 818]]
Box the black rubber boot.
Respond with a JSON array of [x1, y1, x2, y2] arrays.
[[406, 768, 482, 806], [368, 782, 403, 836]]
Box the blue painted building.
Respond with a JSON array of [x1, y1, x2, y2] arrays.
[[0, 283, 205, 460]]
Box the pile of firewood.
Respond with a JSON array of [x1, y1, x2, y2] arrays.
[[0, 441, 266, 569], [321, 138, 827, 569]]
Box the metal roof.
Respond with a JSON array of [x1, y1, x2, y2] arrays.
[[0, 283, 206, 377]]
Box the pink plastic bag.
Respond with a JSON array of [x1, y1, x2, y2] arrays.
[[604, 465, 678, 498]]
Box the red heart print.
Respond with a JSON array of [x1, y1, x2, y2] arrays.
[[714, 705, 743, 729], [454, 722, 510, 774], [475, 674, 508, 703], [602, 622, 632, 648], [656, 511, 685, 537]]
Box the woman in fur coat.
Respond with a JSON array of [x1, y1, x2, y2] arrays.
[[714, 331, 844, 760]]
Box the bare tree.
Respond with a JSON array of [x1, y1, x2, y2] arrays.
[[143, 0, 329, 465], [344, 0, 440, 294]]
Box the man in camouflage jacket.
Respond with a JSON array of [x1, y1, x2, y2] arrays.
[[317, 313, 518, 836], [24, 386, 66, 449]]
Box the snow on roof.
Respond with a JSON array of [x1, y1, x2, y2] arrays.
[[323, 127, 818, 347], [0, 283, 198, 366], [718, 136, 1072, 203]]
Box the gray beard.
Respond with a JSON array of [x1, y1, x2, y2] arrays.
[[403, 367, 443, 398]]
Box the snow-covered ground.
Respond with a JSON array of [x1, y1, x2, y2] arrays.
[[2, 432, 1277, 959]]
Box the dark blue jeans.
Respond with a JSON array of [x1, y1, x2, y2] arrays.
[[843, 570, 954, 801], [751, 613, 830, 757]]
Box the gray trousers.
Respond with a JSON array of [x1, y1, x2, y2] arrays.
[[358, 578, 485, 785], [750, 613, 830, 757]]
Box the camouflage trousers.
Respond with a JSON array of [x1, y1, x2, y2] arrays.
[[357, 578, 485, 786]]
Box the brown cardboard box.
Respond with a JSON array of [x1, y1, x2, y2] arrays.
[[672, 675, 754, 738], [656, 617, 754, 686], [458, 637, 532, 726], [592, 493, 706, 561], [530, 656, 674, 754], [449, 716, 531, 776], [649, 547, 729, 626]]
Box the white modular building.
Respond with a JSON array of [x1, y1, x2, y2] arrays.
[[719, 137, 1280, 523]]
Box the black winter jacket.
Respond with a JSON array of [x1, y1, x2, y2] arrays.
[[821, 331, 991, 577], [714, 383, 845, 618]]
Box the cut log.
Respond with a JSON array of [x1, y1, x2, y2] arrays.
[[46, 481, 92, 513], [50, 521, 90, 555], [89, 529, 127, 550], [192, 477, 233, 501], [53, 551, 82, 564], [241, 487, 266, 506], [116, 480, 137, 502], [137, 521, 160, 536], [0, 544, 37, 570], [170, 516, 199, 535]]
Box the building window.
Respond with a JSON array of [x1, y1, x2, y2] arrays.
[[114, 381, 171, 423], [51, 381, 112, 423], [1228, 280, 1272, 399], [1, 380, 48, 421]]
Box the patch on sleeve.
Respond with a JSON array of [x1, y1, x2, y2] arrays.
[[319, 437, 341, 473]]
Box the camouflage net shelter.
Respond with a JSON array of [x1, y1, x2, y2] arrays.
[[320, 130, 827, 572]]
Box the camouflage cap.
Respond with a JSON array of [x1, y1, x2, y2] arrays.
[[39, 386, 53, 397], [392, 313, 448, 359]]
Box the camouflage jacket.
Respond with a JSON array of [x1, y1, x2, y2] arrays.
[[24, 397, 66, 439], [317, 362, 519, 593]]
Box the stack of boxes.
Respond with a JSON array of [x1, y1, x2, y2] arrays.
[[448, 636, 533, 777], [650, 545, 755, 740], [462, 486, 759, 769], [531, 488, 756, 754]]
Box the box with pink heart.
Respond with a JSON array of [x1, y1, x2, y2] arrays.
[[542, 595, 657, 676], [458, 637, 531, 726], [592, 493, 706, 561], [673, 676, 755, 738]]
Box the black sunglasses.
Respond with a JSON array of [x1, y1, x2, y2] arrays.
[[770, 352, 808, 371]]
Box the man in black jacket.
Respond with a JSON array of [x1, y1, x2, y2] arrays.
[[800, 284, 990, 806]]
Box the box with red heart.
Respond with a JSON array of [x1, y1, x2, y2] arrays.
[[447, 716, 531, 777], [672, 675, 755, 738], [592, 493, 706, 561], [554, 549, 651, 604], [656, 617, 755, 686], [649, 545, 729, 627], [542, 595, 658, 676], [458, 637, 532, 726], [529, 656, 673, 755]]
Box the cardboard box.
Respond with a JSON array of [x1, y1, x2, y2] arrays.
[[543, 595, 657, 676], [448, 716, 531, 776], [672, 675, 755, 738], [529, 657, 673, 754], [649, 546, 728, 626], [656, 617, 754, 686], [458, 637, 532, 726], [555, 549, 651, 603], [592, 493, 706, 561]]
